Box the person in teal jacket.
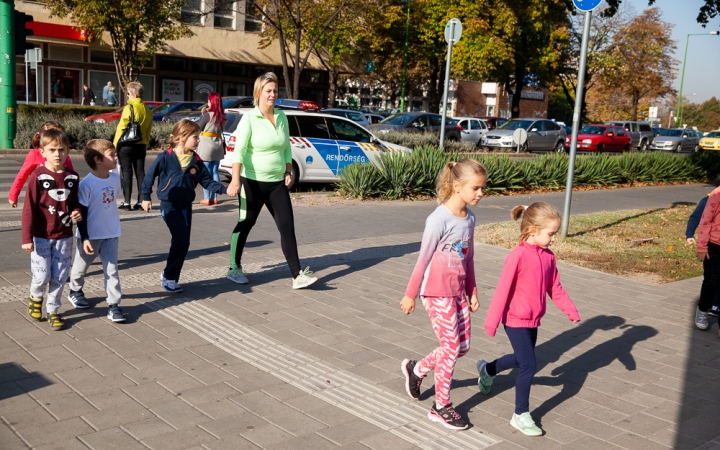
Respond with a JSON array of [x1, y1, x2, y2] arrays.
[[226, 72, 317, 290], [141, 119, 227, 293]]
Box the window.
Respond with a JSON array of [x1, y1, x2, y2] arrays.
[[160, 78, 186, 102], [486, 105, 495, 116], [89, 50, 114, 65], [244, 0, 263, 32], [214, 0, 235, 28], [346, 111, 365, 123], [137, 74, 156, 101], [16, 64, 43, 103], [191, 60, 218, 74], [287, 116, 300, 136], [191, 79, 218, 101], [182, 0, 203, 24], [639, 123, 652, 132], [295, 116, 330, 139], [223, 63, 247, 76], [327, 118, 371, 143], [532, 121, 545, 131], [252, 66, 274, 79], [158, 56, 187, 72], [412, 116, 429, 128], [469, 120, 480, 131], [49, 45, 82, 62], [429, 115, 442, 127], [630, 123, 638, 132], [88, 71, 118, 104], [49, 67, 82, 104], [616, 127, 626, 136], [222, 82, 247, 97]]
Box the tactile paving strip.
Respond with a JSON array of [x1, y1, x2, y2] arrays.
[[148, 298, 501, 449]]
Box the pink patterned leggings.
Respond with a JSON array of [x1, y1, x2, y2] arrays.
[[416, 295, 471, 407]]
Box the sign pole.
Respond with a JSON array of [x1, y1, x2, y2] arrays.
[[561, 9, 592, 238], [440, 18, 461, 149], [25, 51, 30, 104]]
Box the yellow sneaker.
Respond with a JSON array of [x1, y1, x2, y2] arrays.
[[27, 295, 43, 321]]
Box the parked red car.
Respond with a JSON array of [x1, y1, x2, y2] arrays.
[[85, 101, 164, 123], [564, 124, 632, 152]]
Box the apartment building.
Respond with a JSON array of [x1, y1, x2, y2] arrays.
[[14, 1, 330, 105]]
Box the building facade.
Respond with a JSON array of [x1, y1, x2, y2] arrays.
[[14, 1, 330, 105], [451, 80, 549, 119]]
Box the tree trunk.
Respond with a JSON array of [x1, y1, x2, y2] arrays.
[[631, 90, 639, 120], [326, 66, 338, 108], [428, 57, 441, 113]]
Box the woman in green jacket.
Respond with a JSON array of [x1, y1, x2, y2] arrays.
[[226, 72, 317, 290], [113, 81, 153, 210]]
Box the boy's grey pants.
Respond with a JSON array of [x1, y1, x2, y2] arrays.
[[30, 237, 73, 313], [69, 237, 121, 305]]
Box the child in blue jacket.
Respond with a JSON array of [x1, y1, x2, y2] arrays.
[[142, 119, 227, 293]]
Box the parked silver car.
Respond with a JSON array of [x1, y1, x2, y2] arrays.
[[455, 117, 489, 146], [650, 129, 701, 153], [481, 118, 567, 152], [322, 108, 370, 127], [604, 121, 654, 151]]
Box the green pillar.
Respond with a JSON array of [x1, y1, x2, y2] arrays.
[[0, 0, 17, 148]]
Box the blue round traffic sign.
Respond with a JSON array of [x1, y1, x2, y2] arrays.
[[573, 0, 602, 12]]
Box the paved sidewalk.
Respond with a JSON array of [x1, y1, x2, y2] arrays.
[[1, 222, 718, 449]]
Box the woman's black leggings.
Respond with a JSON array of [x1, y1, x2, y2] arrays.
[[118, 143, 146, 204], [230, 178, 301, 278], [699, 242, 720, 312]]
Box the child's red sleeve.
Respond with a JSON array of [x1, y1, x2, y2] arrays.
[[9, 151, 40, 203], [697, 193, 720, 252]]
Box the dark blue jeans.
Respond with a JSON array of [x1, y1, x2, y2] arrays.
[[487, 326, 538, 415], [161, 205, 192, 282]]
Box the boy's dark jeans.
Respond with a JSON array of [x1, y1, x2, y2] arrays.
[[699, 242, 720, 312], [161, 205, 192, 282]]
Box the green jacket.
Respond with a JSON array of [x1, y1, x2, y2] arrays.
[[113, 98, 153, 148]]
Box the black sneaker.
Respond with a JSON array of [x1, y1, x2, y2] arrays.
[[401, 359, 423, 399], [118, 202, 132, 211], [68, 289, 90, 309], [428, 403, 469, 430], [708, 306, 720, 317], [107, 304, 126, 323]]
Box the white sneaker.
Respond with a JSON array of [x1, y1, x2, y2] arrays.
[[292, 267, 318, 290], [161, 274, 182, 293], [695, 307, 709, 330], [510, 412, 542, 436], [226, 266, 249, 284]]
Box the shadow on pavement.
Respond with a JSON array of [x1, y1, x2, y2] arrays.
[[0, 362, 53, 399]]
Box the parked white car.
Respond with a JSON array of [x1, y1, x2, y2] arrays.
[[455, 117, 489, 145], [220, 109, 411, 188]]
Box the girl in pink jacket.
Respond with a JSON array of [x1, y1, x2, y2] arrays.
[[399, 159, 486, 431], [477, 202, 580, 437]]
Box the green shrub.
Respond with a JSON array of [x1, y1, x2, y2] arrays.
[[15, 110, 172, 150], [338, 149, 720, 199], [18, 103, 117, 118], [376, 130, 478, 153]]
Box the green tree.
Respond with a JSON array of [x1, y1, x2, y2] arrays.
[[44, 0, 193, 90]]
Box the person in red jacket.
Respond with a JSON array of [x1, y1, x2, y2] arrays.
[[9, 121, 74, 208], [21, 129, 82, 331], [695, 188, 720, 334], [477, 202, 580, 437]]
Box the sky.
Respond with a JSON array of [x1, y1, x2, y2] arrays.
[[623, 0, 720, 104]]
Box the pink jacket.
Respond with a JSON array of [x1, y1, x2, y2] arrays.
[[697, 188, 720, 252], [484, 242, 580, 337], [9, 148, 74, 203]]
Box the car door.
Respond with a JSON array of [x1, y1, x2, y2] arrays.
[[408, 115, 429, 133], [527, 120, 547, 150], [614, 127, 628, 150], [327, 117, 378, 172], [293, 115, 339, 178], [467, 119, 482, 143], [545, 121, 561, 149]]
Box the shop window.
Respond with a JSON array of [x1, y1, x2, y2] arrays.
[[252, 65, 274, 79], [49, 45, 83, 62], [192, 79, 218, 102], [298, 87, 325, 106], [160, 78, 186, 102], [88, 71, 118, 105], [191, 59, 218, 74], [16, 64, 43, 103], [244, 0, 263, 32], [89, 50, 114, 65], [182, 0, 203, 25], [486, 105, 495, 116], [49, 67, 82, 104], [302, 71, 326, 84], [214, 0, 235, 28], [222, 62, 247, 76], [158, 56, 187, 72], [222, 82, 246, 97], [138, 74, 156, 101]]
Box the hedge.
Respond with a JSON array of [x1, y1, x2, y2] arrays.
[[15, 110, 173, 150], [336, 146, 720, 199], [18, 103, 117, 118]]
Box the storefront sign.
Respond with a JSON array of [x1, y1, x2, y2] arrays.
[[162, 78, 185, 102], [520, 90, 544, 100], [28, 22, 93, 42]]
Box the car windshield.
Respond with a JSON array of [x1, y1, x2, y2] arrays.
[[146, 103, 161, 111], [704, 131, 720, 138], [580, 126, 607, 135], [380, 114, 416, 125], [152, 103, 175, 115], [660, 129, 684, 137], [498, 120, 534, 131]]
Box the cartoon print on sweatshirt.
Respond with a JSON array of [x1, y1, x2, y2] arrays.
[[37, 173, 78, 227], [448, 239, 470, 268], [101, 186, 116, 206]]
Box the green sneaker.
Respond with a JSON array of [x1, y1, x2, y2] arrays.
[[27, 295, 43, 321], [46, 312, 65, 331], [476, 360, 494, 394], [510, 412, 542, 436], [292, 267, 318, 290], [226, 266, 249, 284]]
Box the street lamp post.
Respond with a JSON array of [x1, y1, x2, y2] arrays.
[[399, 0, 411, 112], [676, 31, 719, 127]]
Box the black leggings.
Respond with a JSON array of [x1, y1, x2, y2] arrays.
[[699, 242, 720, 312], [118, 143, 146, 204], [230, 178, 301, 278]]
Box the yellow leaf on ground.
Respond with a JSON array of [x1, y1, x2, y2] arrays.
[[666, 245, 674, 252]]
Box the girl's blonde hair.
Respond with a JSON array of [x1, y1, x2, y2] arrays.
[[33, 121, 65, 148], [253, 72, 278, 106], [167, 119, 201, 149], [435, 158, 487, 204], [511, 202, 562, 244]]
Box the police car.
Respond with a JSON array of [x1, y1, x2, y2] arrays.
[[219, 109, 411, 189]]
